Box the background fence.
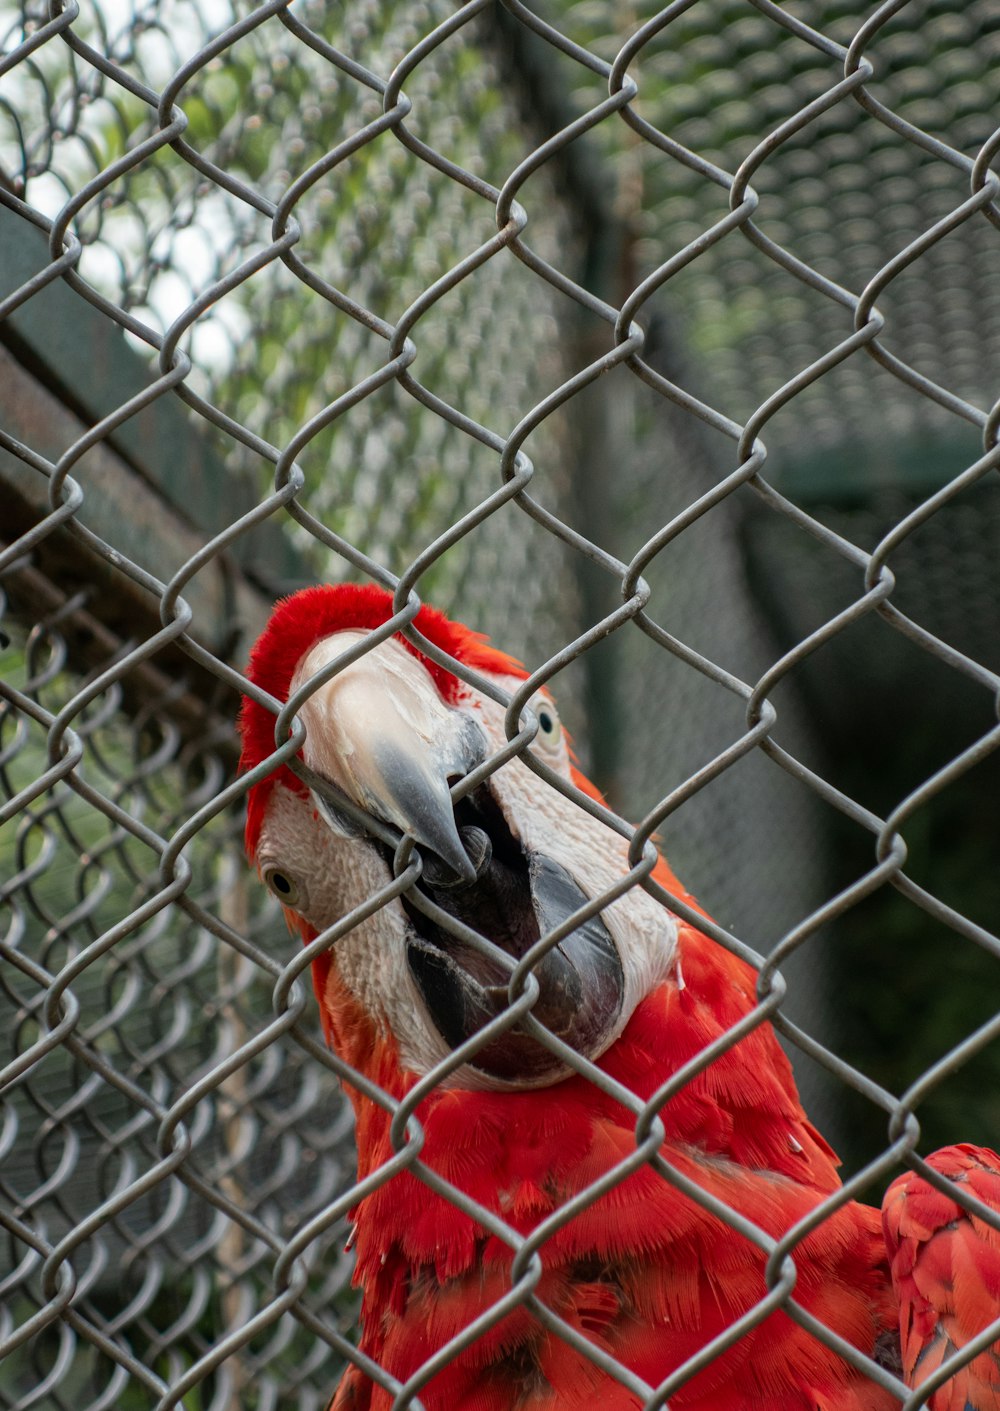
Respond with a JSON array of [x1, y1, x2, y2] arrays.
[[1, 0, 999, 1406]]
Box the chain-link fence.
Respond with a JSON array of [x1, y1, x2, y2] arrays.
[[2, 0, 999, 1406]]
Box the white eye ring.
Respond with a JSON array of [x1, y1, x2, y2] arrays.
[[531, 695, 562, 752], [261, 863, 305, 909]]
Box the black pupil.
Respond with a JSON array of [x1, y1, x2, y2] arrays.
[[271, 872, 292, 895], [539, 711, 553, 734]]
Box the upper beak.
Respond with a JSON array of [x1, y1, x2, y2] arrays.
[[365, 737, 480, 883], [292, 632, 485, 882]]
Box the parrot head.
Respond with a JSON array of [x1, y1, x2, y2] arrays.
[[239, 584, 676, 1091]]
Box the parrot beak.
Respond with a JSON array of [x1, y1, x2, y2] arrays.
[[292, 631, 485, 883], [292, 631, 624, 1086], [361, 737, 480, 884]]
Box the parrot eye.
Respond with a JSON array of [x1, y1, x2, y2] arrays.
[[262, 864, 303, 908], [531, 696, 562, 752]]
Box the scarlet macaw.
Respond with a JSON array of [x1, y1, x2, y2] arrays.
[[239, 583, 1000, 1410]]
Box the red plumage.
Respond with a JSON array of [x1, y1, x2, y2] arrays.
[[317, 919, 896, 1411], [884, 1145, 1000, 1410], [239, 585, 1000, 1411]]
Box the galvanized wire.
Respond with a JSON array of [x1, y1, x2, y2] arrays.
[[1, 0, 999, 1407]]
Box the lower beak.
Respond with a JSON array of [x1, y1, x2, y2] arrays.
[[405, 808, 625, 1085]]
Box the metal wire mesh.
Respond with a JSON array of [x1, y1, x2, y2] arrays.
[[1, 0, 999, 1407]]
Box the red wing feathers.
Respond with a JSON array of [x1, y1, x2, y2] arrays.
[[883, 1144, 1000, 1410]]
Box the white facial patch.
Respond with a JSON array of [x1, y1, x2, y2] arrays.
[[255, 780, 454, 1073]]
